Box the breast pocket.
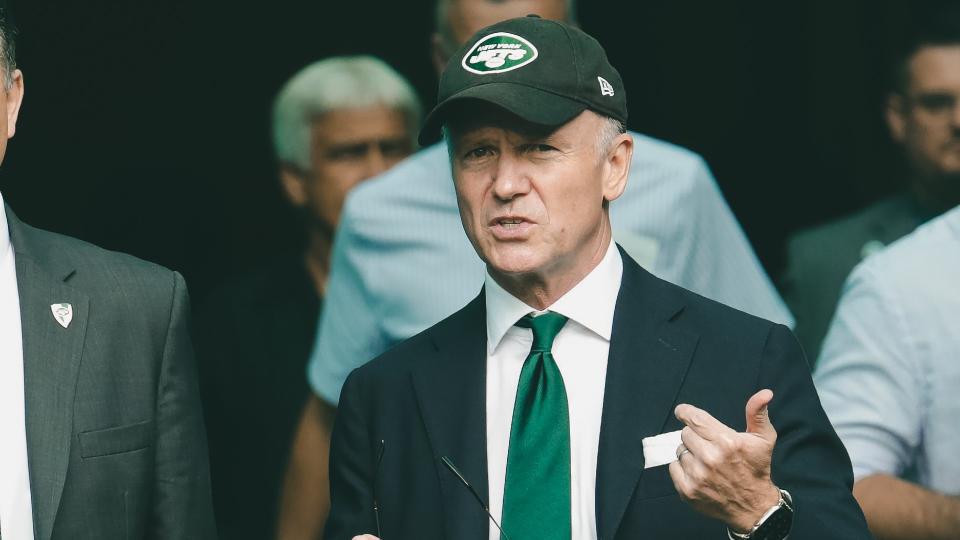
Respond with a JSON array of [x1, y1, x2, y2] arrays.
[[79, 420, 154, 459], [634, 463, 679, 500]]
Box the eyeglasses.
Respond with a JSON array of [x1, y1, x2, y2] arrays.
[[905, 91, 960, 119]]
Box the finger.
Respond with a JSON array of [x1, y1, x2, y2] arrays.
[[674, 403, 735, 441], [679, 425, 712, 459], [668, 459, 693, 499], [745, 389, 776, 440], [670, 450, 708, 501]]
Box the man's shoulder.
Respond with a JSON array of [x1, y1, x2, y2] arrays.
[[853, 204, 960, 289], [624, 256, 776, 341], [14, 218, 180, 298], [627, 131, 708, 183], [618, 131, 714, 208], [349, 294, 481, 381], [628, 130, 705, 168], [666, 274, 774, 338], [788, 194, 915, 253]]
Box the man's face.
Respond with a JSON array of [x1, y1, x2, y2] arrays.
[[449, 107, 630, 285], [434, 0, 568, 71], [282, 105, 413, 230], [0, 69, 25, 167], [887, 45, 960, 182]]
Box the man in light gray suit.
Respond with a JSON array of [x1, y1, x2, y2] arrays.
[[0, 9, 216, 540]]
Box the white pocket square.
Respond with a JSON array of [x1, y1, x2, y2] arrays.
[[642, 429, 682, 469]]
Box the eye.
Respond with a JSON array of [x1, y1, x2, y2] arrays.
[[524, 143, 558, 154], [463, 146, 495, 160], [327, 144, 369, 161], [914, 93, 956, 113]]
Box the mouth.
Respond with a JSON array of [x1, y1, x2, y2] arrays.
[[488, 216, 535, 239], [491, 217, 529, 229]]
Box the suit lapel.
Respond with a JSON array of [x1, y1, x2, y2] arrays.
[[7, 207, 89, 540], [596, 255, 698, 540], [410, 293, 489, 540]]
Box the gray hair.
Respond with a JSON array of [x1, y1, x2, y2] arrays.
[[595, 115, 626, 162], [272, 55, 422, 171], [434, 0, 578, 57], [0, 9, 17, 90]]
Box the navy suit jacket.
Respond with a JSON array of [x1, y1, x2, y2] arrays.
[[326, 250, 871, 539]]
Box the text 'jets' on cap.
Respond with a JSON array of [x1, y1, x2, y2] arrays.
[[419, 15, 628, 145]]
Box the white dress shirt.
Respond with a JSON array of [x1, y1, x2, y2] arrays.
[[485, 240, 622, 540], [0, 194, 35, 540]]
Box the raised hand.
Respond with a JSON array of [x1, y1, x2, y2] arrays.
[[668, 389, 781, 533]]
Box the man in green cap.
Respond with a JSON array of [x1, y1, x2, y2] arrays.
[[327, 16, 870, 540], [285, 1, 792, 535]]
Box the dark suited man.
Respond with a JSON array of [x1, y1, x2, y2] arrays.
[[0, 12, 215, 540], [781, 5, 960, 364], [327, 16, 869, 540]]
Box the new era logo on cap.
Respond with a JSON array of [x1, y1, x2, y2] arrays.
[[598, 76, 615, 96], [462, 32, 539, 74]]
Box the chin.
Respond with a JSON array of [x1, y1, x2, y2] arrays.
[[482, 244, 547, 276]]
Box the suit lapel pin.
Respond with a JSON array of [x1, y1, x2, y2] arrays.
[[51, 303, 73, 329]]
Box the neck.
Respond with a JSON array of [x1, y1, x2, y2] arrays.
[[910, 172, 960, 219], [303, 227, 333, 297], [491, 222, 612, 311]]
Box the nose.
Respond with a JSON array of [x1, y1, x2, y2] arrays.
[[363, 146, 390, 179], [490, 154, 531, 202]]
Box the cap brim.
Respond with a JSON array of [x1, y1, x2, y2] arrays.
[[418, 83, 588, 146]]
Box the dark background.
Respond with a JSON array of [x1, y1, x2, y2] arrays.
[[0, 0, 925, 305]]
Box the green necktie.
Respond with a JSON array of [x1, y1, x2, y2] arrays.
[[501, 312, 571, 540]]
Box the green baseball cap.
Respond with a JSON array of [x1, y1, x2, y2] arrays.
[[419, 15, 628, 145]]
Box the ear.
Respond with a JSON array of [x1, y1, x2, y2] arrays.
[[279, 165, 309, 207], [5, 69, 25, 139], [885, 93, 907, 143], [431, 32, 450, 76], [601, 132, 633, 204]]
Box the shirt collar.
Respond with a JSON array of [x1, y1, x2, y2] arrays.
[[485, 240, 623, 354]]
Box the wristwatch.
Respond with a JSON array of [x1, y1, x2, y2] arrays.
[[727, 488, 793, 540]]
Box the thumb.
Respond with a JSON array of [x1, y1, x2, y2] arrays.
[[745, 389, 776, 439]]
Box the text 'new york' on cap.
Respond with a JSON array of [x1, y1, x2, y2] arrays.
[[419, 14, 628, 145]]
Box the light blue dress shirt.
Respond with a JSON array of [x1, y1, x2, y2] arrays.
[[815, 205, 960, 495], [309, 134, 793, 404]]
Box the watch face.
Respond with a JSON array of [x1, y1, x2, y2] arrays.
[[754, 504, 793, 540]]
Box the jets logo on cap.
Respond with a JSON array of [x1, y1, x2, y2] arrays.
[[462, 32, 539, 75]]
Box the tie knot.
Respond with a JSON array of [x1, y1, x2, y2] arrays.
[[516, 312, 568, 352]]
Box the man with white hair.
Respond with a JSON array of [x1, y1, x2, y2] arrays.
[[193, 55, 419, 540]]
